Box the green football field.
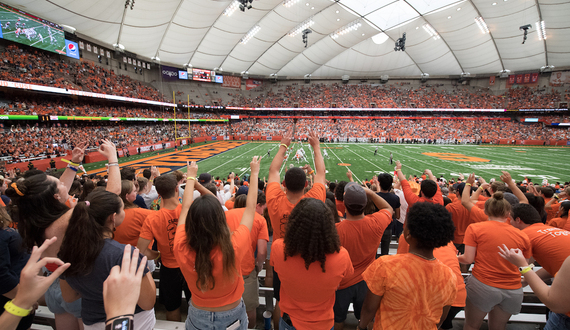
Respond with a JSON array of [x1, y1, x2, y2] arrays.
[[186, 142, 570, 185]]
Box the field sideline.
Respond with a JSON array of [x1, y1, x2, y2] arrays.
[[86, 142, 570, 184]]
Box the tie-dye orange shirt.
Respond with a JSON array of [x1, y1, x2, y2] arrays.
[[362, 254, 457, 330]]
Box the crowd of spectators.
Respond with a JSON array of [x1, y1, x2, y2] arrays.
[[0, 45, 165, 101]]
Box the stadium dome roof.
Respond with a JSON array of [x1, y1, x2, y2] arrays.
[[6, 0, 570, 79]]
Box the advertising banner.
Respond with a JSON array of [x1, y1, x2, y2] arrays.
[[550, 71, 570, 86], [161, 65, 179, 81], [246, 79, 262, 90], [222, 76, 241, 88]]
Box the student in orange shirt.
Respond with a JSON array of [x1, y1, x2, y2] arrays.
[[173, 157, 260, 330], [446, 182, 471, 254], [333, 183, 393, 330], [115, 180, 154, 247], [458, 174, 532, 330], [394, 161, 443, 207], [137, 174, 189, 322], [548, 202, 570, 229], [225, 192, 269, 328], [358, 202, 457, 330], [271, 198, 353, 330], [267, 131, 326, 329], [510, 203, 570, 285]]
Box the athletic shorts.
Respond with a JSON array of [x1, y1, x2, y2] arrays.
[[159, 265, 191, 312], [242, 270, 259, 312], [333, 280, 368, 322], [465, 275, 523, 315]]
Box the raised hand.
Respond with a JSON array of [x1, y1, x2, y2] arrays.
[[187, 161, 198, 178], [97, 139, 117, 161], [281, 133, 292, 148], [466, 173, 476, 185], [395, 160, 402, 170], [500, 171, 513, 184], [308, 130, 319, 148], [498, 244, 527, 268], [71, 141, 88, 163], [250, 156, 260, 176]]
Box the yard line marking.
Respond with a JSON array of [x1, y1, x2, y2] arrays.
[[324, 142, 362, 184]]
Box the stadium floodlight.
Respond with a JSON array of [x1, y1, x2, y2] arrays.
[[540, 65, 554, 73], [536, 20, 546, 40], [112, 43, 125, 51], [223, 1, 240, 16], [474, 17, 489, 34], [288, 18, 315, 37], [240, 25, 261, 44], [283, 0, 301, 7], [151, 56, 160, 62], [461, 72, 471, 77], [423, 23, 440, 40], [330, 20, 362, 40]]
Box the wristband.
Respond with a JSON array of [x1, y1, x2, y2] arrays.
[[105, 314, 134, 330], [4, 300, 32, 317], [308, 170, 314, 175], [187, 177, 196, 181], [465, 183, 472, 186], [478, 186, 485, 191], [519, 263, 534, 275], [107, 163, 119, 167], [280, 144, 288, 149], [396, 169, 402, 172], [67, 165, 78, 172], [154, 251, 161, 261], [62, 159, 80, 167]]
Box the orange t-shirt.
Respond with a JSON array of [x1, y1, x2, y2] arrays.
[[139, 203, 182, 268], [397, 236, 466, 307], [522, 223, 570, 277], [225, 200, 234, 210], [270, 239, 353, 330], [173, 223, 250, 308], [335, 209, 392, 289], [448, 194, 457, 202], [362, 254, 456, 330], [335, 199, 346, 216], [445, 199, 470, 244], [469, 205, 488, 224], [267, 182, 326, 241], [548, 217, 567, 229], [464, 221, 531, 289], [401, 180, 443, 208], [224, 208, 269, 275], [115, 208, 154, 247], [474, 200, 486, 210]]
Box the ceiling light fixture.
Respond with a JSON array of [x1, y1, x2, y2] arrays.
[[422, 23, 440, 40], [223, 0, 240, 16], [288, 18, 315, 37], [536, 20, 546, 40], [240, 25, 261, 44], [282, 0, 300, 7], [331, 20, 362, 40], [475, 16, 489, 34]]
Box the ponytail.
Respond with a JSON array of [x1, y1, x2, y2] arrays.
[[59, 190, 122, 277]]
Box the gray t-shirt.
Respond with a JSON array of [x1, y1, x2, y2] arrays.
[[64, 239, 148, 325]]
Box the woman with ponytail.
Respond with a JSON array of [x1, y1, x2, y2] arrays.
[[173, 157, 260, 330], [5, 140, 120, 330], [458, 172, 532, 330], [58, 189, 156, 329], [114, 180, 155, 246]]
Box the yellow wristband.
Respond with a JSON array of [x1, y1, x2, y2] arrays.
[[479, 186, 485, 191], [154, 251, 161, 261], [4, 300, 32, 317], [520, 264, 534, 275], [61, 159, 80, 167], [280, 144, 288, 149], [187, 177, 196, 181], [396, 169, 402, 172], [465, 183, 472, 186]]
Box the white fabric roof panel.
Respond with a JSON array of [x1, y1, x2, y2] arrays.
[[2, 0, 569, 78]]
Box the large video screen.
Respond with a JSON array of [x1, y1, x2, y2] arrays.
[[192, 68, 213, 82], [0, 3, 66, 55]]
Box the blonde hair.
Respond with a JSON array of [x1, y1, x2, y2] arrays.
[[484, 192, 511, 218], [0, 206, 12, 229]]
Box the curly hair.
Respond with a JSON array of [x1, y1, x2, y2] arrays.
[[284, 198, 341, 272], [407, 202, 455, 250]]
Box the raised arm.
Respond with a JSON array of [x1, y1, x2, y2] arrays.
[[501, 171, 528, 204], [240, 156, 260, 232], [346, 170, 354, 183], [60, 142, 87, 193], [363, 186, 393, 215], [178, 161, 198, 227], [424, 168, 436, 182], [470, 182, 489, 203], [268, 134, 291, 183], [98, 139, 120, 195], [461, 173, 476, 211], [308, 130, 326, 185], [395, 161, 406, 183]]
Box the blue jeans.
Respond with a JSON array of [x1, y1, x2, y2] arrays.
[[279, 317, 334, 330], [185, 299, 248, 330], [544, 311, 570, 330]]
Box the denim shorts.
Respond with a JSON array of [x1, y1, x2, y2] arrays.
[[45, 278, 82, 318], [185, 299, 248, 330], [544, 311, 570, 330]]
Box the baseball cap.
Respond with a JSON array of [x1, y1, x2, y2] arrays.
[[198, 173, 212, 184], [343, 182, 367, 210], [236, 186, 249, 196]]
